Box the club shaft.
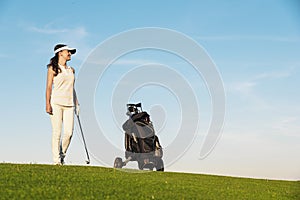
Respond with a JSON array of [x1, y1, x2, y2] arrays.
[[77, 115, 90, 163]]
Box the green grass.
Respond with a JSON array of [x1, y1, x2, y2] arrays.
[[0, 163, 299, 199]]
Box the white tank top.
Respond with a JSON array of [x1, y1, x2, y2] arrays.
[[51, 64, 75, 106]]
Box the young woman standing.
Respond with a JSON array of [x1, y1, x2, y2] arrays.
[[46, 44, 79, 165]]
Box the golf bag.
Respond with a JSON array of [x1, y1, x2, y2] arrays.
[[114, 103, 164, 171]]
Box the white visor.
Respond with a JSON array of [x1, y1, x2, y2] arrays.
[[54, 45, 76, 54]]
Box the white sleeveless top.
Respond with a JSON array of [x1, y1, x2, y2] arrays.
[[51, 64, 75, 106]]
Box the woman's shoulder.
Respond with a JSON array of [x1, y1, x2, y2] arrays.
[[47, 65, 56, 74], [69, 66, 75, 73]]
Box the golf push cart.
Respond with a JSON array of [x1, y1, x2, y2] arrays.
[[114, 103, 164, 171]]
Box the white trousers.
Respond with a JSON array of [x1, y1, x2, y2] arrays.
[[50, 104, 74, 164]]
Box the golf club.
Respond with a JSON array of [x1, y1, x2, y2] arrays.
[[76, 114, 90, 164]]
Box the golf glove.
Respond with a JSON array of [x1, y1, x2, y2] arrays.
[[76, 104, 80, 116]]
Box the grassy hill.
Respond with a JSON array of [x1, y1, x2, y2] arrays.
[[0, 163, 299, 199]]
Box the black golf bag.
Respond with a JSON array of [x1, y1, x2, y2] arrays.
[[114, 103, 164, 171]]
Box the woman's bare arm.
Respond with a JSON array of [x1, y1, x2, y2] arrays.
[[46, 67, 54, 115]]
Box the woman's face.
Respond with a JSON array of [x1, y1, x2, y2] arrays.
[[60, 49, 72, 61]]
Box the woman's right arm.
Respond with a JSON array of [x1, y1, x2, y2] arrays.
[[46, 67, 54, 115]]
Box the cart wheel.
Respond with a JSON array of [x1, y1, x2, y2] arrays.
[[148, 165, 154, 171], [156, 158, 164, 171], [114, 157, 123, 168]]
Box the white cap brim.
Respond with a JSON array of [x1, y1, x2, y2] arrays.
[[54, 46, 76, 54]]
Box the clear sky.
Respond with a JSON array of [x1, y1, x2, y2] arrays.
[[0, 0, 299, 180]]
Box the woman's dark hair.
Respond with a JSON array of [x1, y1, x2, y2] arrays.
[[47, 44, 67, 76]]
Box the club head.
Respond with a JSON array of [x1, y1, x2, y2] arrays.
[[136, 103, 142, 107], [86, 160, 90, 164]]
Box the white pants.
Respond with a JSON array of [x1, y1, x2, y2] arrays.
[[50, 104, 74, 164]]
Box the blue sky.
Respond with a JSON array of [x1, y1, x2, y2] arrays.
[[0, 0, 300, 180]]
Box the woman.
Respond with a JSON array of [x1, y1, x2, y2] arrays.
[[45, 44, 79, 165]]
